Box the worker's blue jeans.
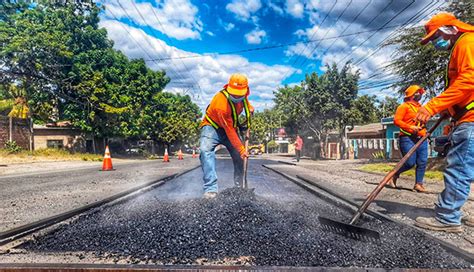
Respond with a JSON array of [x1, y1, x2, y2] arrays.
[[199, 125, 243, 193], [435, 123, 474, 225], [396, 136, 428, 184]]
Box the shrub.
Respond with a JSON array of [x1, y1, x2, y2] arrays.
[[4, 140, 22, 153]]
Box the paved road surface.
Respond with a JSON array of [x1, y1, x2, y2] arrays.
[[0, 159, 199, 232]]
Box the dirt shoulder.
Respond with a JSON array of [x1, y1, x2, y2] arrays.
[[264, 155, 474, 254]]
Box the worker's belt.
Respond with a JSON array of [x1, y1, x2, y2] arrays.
[[204, 89, 251, 130]]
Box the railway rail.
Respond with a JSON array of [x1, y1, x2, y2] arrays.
[[0, 165, 201, 247]]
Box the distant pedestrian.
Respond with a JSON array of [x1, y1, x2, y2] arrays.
[[294, 134, 303, 162], [199, 73, 253, 199], [414, 13, 474, 232], [392, 85, 428, 193]]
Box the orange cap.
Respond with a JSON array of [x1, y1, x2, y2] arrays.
[[404, 85, 424, 98], [226, 73, 248, 96], [421, 13, 474, 45]]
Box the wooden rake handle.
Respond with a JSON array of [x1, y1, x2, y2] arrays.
[[349, 116, 446, 225], [243, 129, 250, 189]]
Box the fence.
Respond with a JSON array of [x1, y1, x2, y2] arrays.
[[0, 116, 32, 150]]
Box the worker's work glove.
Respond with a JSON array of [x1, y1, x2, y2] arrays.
[[410, 126, 421, 135], [415, 107, 432, 124], [240, 149, 249, 159]]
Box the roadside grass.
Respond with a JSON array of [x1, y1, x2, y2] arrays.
[[360, 163, 444, 181], [0, 148, 102, 163]]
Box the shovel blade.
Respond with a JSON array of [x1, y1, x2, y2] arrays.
[[318, 216, 380, 243]]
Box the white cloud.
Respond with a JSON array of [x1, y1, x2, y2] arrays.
[[245, 29, 267, 44], [100, 20, 296, 110], [267, 1, 284, 15], [101, 0, 202, 40], [285, 0, 305, 18], [205, 31, 215, 37], [226, 0, 262, 21], [224, 22, 235, 32]]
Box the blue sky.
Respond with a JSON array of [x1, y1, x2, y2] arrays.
[[98, 0, 445, 110]]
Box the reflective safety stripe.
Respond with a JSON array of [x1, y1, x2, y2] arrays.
[[221, 90, 238, 127], [205, 89, 251, 129], [243, 98, 251, 128], [400, 128, 412, 136], [466, 101, 474, 111], [205, 114, 219, 129], [445, 33, 467, 87]]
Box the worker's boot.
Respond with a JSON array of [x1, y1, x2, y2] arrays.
[[413, 183, 426, 193], [462, 215, 474, 227], [203, 192, 217, 199], [415, 217, 462, 233]]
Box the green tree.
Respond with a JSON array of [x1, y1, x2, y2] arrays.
[[386, 0, 473, 97], [250, 109, 280, 144], [348, 94, 380, 125], [378, 96, 400, 119], [274, 62, 360, 158]]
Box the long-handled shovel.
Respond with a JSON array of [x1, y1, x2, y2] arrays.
[[319, 116, 446, 242], [242, 128, 250, 189]]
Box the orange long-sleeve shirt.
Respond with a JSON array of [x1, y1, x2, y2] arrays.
[[200, 91, 253, 155], [394, 101, 427, 137], [424, 32, 474, 124]]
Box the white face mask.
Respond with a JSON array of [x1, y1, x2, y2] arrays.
[[229, 95, 245, 103]]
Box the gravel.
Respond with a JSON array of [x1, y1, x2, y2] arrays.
[[23, 186, 471, 268]]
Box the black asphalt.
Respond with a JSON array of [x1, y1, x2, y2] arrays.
[[22, 159, 472, 268]]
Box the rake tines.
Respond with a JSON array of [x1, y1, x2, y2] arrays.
[[319, 216, 380, 243]]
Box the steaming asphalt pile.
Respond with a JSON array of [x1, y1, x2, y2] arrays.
[[23, 187, 470, 268]]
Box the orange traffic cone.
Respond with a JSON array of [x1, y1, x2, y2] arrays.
[[178, 149, 184, 160], [101, 145, 114, 171], [163, 148, 170, 162], [192, 149, 197, 158]]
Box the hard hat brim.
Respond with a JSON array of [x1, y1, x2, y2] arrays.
[[420, 28, 439, 45], [226, 86, 248, 96]]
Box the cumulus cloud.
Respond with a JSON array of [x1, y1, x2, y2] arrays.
[[285, 0, 305, 18], [99, 20, 296, 109], [283, 0, 445, 97], [245, 29, 267, 44], [226, 0, 262, 21], [101, 0, 202, 40]]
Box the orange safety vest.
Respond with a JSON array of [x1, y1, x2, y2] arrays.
[[425, 32, 474, 124], [394, 101, 427, 137], [200, 89, 252, 154]]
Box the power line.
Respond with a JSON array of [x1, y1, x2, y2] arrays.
[[115, 1, 187, 83], [298, 0, 354, 69], [353, 0, 443, 66], [318, 0, 373, 58], [355, 1, 446, 91], [131, 0, 203, 97], [337, 0, 416, 65], [291, 0, 338, 69]]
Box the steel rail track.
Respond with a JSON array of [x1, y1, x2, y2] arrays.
[[261, 164, 474, 264], [0, 165, 201, 246], [0, 263, 397, 271]]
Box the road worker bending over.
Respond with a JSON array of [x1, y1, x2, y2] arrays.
[[414, 13, 474, 232], [199, 73, 253, 199], [392, 85, 428, 193]]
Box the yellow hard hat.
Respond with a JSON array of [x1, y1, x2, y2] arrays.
[[404, 85, 424, 98], [226, 73, 249, 96]]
